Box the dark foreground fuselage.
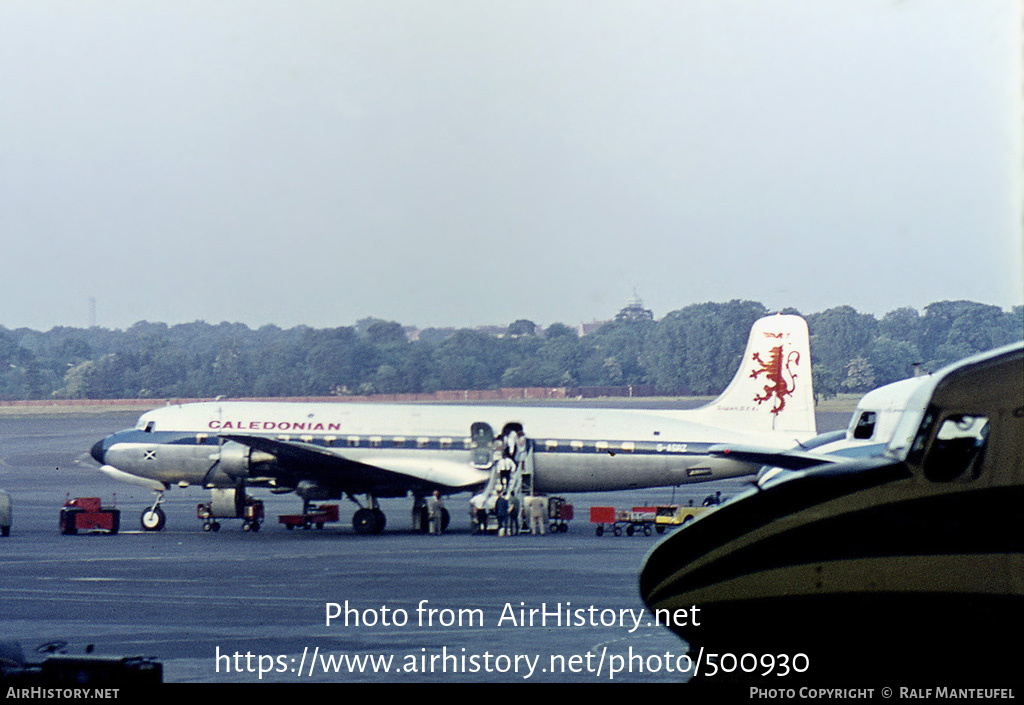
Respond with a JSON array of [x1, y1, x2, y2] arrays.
[[640, 343, 1024, 684]]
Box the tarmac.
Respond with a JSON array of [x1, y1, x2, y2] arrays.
[[0, 407, 852, 683]]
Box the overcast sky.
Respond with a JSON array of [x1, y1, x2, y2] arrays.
[[1, 1, 1021, 332]]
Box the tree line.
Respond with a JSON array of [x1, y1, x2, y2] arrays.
[[0, 299, 1019, 402]]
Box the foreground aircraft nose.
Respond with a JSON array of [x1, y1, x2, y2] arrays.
[[91, 438, 107, 464]]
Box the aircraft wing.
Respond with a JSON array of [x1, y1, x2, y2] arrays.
[[707, 444, 841, 471], [220, 434, 488, 493]]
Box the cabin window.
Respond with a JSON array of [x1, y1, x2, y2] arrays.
[[545, 440, 558, 450], [570, 441, 584, 452], [596, 441, 609, 452], [369, 436, 382, 448], [393, 437, 407, 448], [195, 433, 207, 444], [462, 438, 473, 449], [620, 442, 635, 453], [440, 437, 453, 450], [324, 436, 336, 447], [417, 437, 430, 448], [347, 436, 360, 448], [852, 411, 877, 440], [301, 434, 313, 443], [923, 414, 989, 482]]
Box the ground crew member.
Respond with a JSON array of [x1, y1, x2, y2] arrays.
[[508, 492, 520, 535], [495, 493, 509, 536], [529, 495, 547, 535], [427, 491, 445, 534]]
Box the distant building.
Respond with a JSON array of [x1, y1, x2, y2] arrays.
[[615, 294, 654, 322], [577, 320, 608, 336]]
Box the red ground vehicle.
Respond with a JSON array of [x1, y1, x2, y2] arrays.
[[589, 506, 656, 537], [60, 497, 120, 535], [278, 504, 340, 531], [590, 504, 707, 536]]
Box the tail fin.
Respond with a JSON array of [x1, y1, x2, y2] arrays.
[[699, 314, 816, 436]]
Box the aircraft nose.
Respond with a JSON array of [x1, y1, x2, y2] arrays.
[[91, 438, 107, 464]]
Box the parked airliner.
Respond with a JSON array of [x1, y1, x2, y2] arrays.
[[90, 314, 816, 534]]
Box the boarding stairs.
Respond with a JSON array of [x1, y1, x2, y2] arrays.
[[484, 439, 534, 499], [472, 439, 536, 531]]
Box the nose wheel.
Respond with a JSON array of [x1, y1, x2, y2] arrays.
[[141, 492, 166, 531], [141, 505, 166, 531]]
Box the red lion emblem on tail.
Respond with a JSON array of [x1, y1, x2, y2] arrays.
[[750, 342, 800, 415]]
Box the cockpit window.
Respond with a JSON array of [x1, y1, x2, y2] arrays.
[[922, 414, 989, 482], [852, 411, 877, 440], [144, 421, 155, 433]]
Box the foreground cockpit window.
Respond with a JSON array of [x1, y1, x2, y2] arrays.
[[923, 414, 989, 482], [852, 411, 877, 440]]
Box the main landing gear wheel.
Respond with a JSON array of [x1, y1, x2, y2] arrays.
[[140, 506, 166, 532], [352, 508, 386, 535]]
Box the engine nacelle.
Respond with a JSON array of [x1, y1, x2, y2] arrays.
[[209, 442, 277, 482]]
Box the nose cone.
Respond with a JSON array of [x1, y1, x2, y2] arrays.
[[91, 438, 107, 464]]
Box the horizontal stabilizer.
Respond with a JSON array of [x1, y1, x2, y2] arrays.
[[708, 444, 838, 471]]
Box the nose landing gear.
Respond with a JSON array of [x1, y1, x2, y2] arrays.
[[141, 493, 166, 531]]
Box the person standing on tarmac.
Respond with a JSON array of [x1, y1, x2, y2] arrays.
[[508, 492, 520, 535], [495, 493, 509, 536], [428, 491, 445, 534], [529, 495, 547, 535]]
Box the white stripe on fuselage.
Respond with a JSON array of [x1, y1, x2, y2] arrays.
[[137, 401, 811, 448]]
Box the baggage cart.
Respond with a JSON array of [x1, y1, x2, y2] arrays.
[[547, 496, 574, 533], [589, 505, 657, 537]]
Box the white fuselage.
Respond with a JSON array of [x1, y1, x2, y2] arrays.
[[98, 400, 817, 494]]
